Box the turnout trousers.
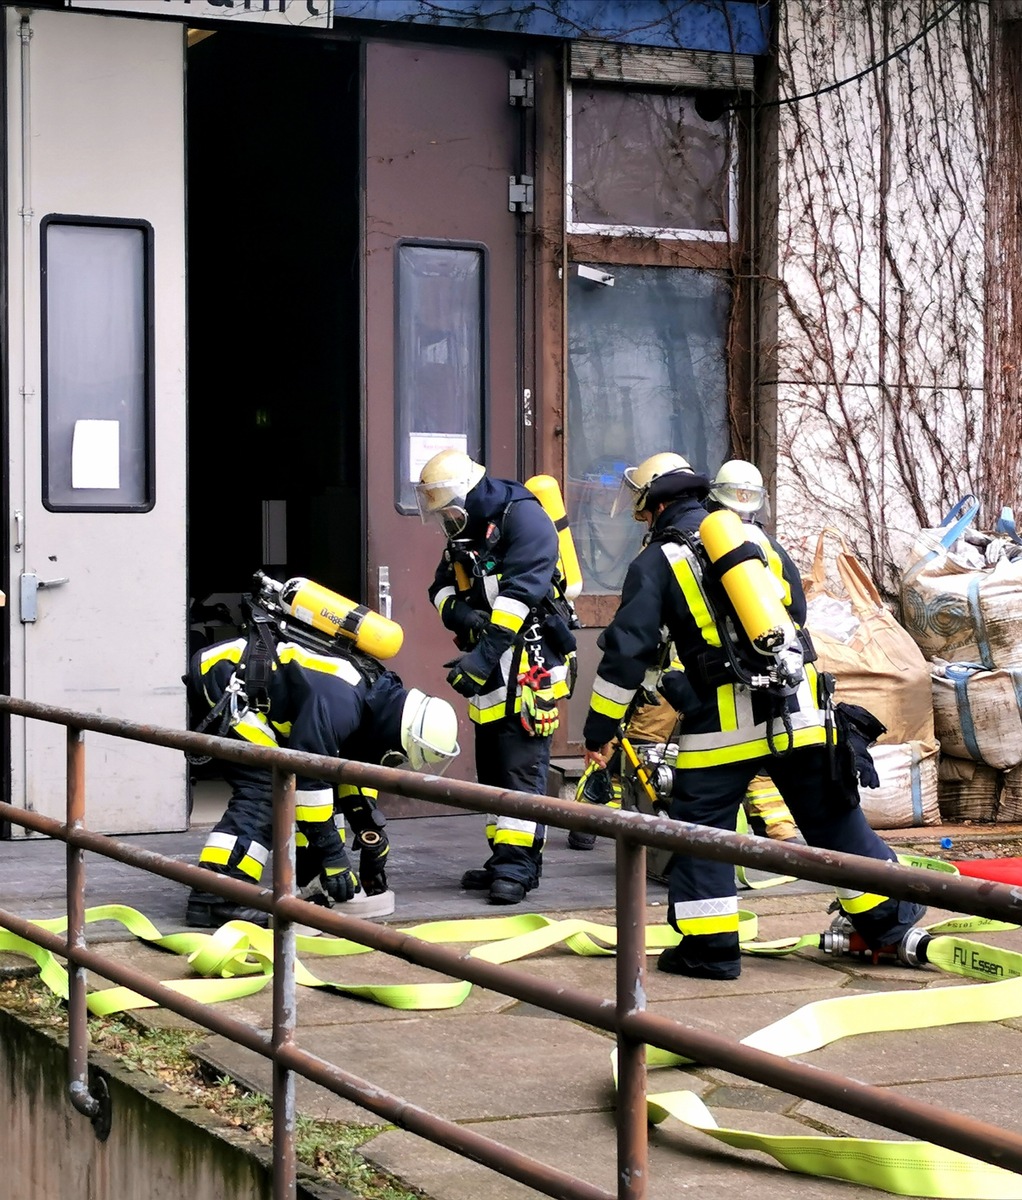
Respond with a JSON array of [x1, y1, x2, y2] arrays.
[[473, 716, 550, 891], [667, 745, 925, 975]]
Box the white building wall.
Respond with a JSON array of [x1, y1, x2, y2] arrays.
[[768, 1, 988, 594]]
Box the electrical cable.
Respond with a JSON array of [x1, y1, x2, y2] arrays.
[[757, 0, 965, 109]]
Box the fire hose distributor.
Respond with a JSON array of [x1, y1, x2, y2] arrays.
[[819, 920, 932, 967]]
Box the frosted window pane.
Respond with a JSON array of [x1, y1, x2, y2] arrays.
[[395, 244, 484, 511], [567, 265, 730, 594], [44, 222, 150, 510], [572, 87, 730, 232]]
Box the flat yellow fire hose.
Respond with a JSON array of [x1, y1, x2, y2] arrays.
[[2, 861, 1021, 1197]]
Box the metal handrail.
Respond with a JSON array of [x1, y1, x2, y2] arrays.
[[2, 694, 1022, 1200]]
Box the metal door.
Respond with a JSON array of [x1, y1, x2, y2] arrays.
[[364, 40, 531, 790], [5, 9, 188, 833]]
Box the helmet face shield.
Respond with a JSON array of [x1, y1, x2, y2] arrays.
[[712, 482, 766, 515], [609, 467, 643, 520]]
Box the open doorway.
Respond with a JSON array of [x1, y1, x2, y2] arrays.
[[185, 29, 362, 647]]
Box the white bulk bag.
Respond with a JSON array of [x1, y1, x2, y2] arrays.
[[859, 740, 940, 829], [930, 659, 1022, 770]]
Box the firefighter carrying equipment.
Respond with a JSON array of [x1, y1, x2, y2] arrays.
[[523, 474, 584, 601], [272, 573, 404, 661], [12, 893, 1022, 1196], [699, 507, 804, 694], [428, 473, 576, 725]]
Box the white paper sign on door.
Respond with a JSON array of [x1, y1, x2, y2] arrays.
[[71, 419, 120, 489]]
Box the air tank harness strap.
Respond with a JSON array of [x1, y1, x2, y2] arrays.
[[700, 538, 767, 587], [240, 601, 281, 714]]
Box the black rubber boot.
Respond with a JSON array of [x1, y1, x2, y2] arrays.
[[567, 830, 597, 851], [185, 890, 268, 929], [488, 878, 527, 905], [657, 943, 740, 980], [461, 868, 493, 890]]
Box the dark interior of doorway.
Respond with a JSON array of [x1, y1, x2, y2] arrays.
[[185, 30, 361, 652]]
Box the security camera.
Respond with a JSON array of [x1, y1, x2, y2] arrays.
[[576, 264, 615, 287]]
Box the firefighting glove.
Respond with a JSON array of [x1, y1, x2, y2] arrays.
[[320, 856, 360, 904], [441, 597, 488, 651], [445, 625, 514, 698], [356, 827, 390, 896], [833, 702, 886, 808], [575, 761, 617, 807]]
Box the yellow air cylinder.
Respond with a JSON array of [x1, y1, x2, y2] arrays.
[[699, 509, 794, 654], [524, 474, 584, 600], [279, 577, 404, 660]]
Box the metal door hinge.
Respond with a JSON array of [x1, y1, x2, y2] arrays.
[[508, 175, 534, 214], [509, 70, 534, 108]]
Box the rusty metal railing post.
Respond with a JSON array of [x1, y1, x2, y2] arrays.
[[65, 725, 110, 1136], [614, 834, 648, 1199], [271, 765, 298, 1200]]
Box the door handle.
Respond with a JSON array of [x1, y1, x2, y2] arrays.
[[20, 571, 69, 623], [378, 565, 392, 621]]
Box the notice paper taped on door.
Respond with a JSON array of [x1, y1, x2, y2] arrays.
[[71, 419, 120, 489]]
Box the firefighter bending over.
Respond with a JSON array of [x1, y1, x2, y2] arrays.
[[184, 591, 459, 929]]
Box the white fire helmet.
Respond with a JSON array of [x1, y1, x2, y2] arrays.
[[413, 449, 486, 538], [611, 451, 694, 521], [392, 688, 460, 774], [710, 459, 767, 516]]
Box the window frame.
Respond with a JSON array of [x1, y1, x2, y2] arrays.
[[40, 213, 156, 515]]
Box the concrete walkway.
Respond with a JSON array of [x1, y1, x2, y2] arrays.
[[3, 808, 1022, 1200]]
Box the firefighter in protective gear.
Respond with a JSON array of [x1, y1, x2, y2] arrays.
[[184, 635, 459, 928], [416, 449, 577, 906], [583, 452, 924, 979], [708, 457, 803, 843]]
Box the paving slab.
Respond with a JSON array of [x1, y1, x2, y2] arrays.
[[796, 1073, 1022, 1140], [364, 1107, 891, 1199], [195, 1012, 617, 1126]]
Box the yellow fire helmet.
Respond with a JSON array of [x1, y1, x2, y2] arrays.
[[611, 451, 694, 521], [413, 449, 486, 538]]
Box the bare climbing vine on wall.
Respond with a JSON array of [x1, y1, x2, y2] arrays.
[[760, 0, 1021, 596]]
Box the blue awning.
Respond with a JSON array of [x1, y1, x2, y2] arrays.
[[332, 0, 772, 55]]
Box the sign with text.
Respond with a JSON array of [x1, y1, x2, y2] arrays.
[[68, 0, 331, 30]]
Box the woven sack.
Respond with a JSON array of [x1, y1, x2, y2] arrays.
[[805, 530, 935, 746], [997, 765, 1022, 822], [901, 496, 1022, 669], [858, 740, 940, 829], [938, 755, 1001, 823], [930, 659, 1022, 770]]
